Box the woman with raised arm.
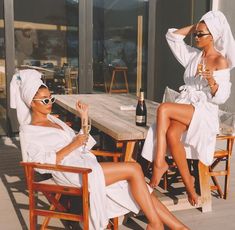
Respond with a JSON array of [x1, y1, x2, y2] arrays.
[[10, 69, 188, 230], [142, 10, 235, 206]]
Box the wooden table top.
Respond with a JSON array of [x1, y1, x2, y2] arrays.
[[55, 94, 159, 141]]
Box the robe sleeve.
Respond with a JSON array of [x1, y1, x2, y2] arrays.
[[166, 28, 199, 68], [208, 70, 231, 104], [27, 143, 57, 174]]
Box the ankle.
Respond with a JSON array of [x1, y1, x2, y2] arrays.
[[154, 160, 168, 168]]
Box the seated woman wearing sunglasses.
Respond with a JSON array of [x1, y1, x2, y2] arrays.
[[10, 69, 188, 230], [141, 11, 235, 206]]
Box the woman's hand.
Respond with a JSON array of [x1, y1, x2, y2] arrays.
[[73, 134, 87, 147], [76, 101, 88, 121], [174, 24, 196, 36], [202, 68, 218, 95], [202, 68, 212, 80], [56, 134, 87, 164]]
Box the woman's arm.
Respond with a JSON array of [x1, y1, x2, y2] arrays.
[[203, 56, 229, 96], [56, 101, 89, 164], [173, 24, 195, 36], [166, 25, 198, 68], [76, 101, 88, 127], [56, 134, 87, 164]]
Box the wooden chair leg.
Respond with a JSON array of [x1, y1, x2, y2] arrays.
[[107, 217, 119, 230], [29, 169, 36, 230], [123, 71, 129, 93], [223, 154, 231, 199], [109, 70, 115, 93], [82, 174, 89, 230], [210, 174, 224, 198], [41, 193, 62, 229], [163, 172, 168, 190], [198, 161, 212, 212], [112, 217, 119, 230]]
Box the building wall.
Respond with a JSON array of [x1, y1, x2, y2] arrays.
[[213, 0, 235, 112]]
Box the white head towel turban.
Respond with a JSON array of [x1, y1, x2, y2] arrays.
[[10, 69, 46, 125], [200, 10, 235, 69]]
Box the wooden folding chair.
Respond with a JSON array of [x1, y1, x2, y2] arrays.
[[20, 132, 121, 230], [209, 135, 235, 199], [162, 135, 235, 200]]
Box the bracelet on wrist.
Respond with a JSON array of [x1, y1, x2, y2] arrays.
[[208, 81, 217, 88]]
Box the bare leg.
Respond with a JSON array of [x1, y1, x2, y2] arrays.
[[150, 103, 195, 188], [150, 193, 189, 230], [100, 162, 188, 229], [166, 120, 198, 206]]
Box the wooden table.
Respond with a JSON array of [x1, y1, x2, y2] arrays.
[[55, 94, 157, 161], [55, 93, 212, 212]]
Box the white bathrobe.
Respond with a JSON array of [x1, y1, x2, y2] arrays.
[[141, 29, 232, 166], [21, 114, 144, 230]]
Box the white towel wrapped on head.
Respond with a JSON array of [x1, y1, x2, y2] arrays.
[[200, 10, 235, 69], [10, 69, 46, 125]]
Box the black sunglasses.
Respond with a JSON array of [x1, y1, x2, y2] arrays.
[[193, 32, 211, 38], [33, 96, 56, 105]]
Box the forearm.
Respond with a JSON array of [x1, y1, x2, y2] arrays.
[[81, 115, 88, 128], [173, 25, 195, 36], [207, 78, 219, 96], [56, 136, 84, 164]]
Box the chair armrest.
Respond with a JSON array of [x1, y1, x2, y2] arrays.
[[216, 135, 235, 141], [20, 161, 92, 174], [91, 150, 122, 162]]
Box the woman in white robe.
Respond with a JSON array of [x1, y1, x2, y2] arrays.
[[141, 11, 235, 207], [10, 69, 188, 230]]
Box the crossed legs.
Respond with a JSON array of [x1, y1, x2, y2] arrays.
[[100, 162, 188, 230], [150, 102, 198, 206]]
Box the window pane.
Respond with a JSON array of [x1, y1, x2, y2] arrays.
[[93, 0, 149, 93], [14, 0, 79, 95]]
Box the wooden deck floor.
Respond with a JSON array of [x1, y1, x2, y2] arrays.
[[0, 136, 234, 230]]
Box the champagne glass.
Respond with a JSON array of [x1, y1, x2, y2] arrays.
[[197, 57, 206, 90], [82, 118, 91, 153]]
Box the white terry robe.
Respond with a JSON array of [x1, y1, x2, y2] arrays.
[[21, 114, 146, 230], [141, 28, 232, 166]]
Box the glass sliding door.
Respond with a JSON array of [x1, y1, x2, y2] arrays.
[[0, 0, 7, 135], [13, 0, 79, 95], [93, 0, 149, 93]]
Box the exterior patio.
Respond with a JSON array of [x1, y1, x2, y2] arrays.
[[1, 136, 235, 230]]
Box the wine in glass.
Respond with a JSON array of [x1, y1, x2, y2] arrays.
[[82, 118, 91, 153], [197, 57, 206, 75], [197, 57, 206, 90]]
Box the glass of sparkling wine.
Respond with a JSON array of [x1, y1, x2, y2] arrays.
[[198, 57, 206, 75], [197, 58, 206, 90], [82, 118, 91, 153]]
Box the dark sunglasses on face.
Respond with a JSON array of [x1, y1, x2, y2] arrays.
[[193, 32, 211, 38], [33, 96, 56, 105]]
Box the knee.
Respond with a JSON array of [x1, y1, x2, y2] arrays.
[[129, 162, 143, 177], [157, 103, 169, 117]]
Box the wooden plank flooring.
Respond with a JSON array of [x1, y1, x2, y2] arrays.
[[0, 136, 234, 230]]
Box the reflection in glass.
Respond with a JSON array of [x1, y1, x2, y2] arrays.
[[14, 0, 79, 95], [93, 0, 149, 93]]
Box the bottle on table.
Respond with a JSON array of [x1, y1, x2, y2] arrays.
[[136, 88, 147, 126]]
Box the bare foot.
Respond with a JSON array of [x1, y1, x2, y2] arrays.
[[187, 176, 199, 206], [149, 161, 169, 188]]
